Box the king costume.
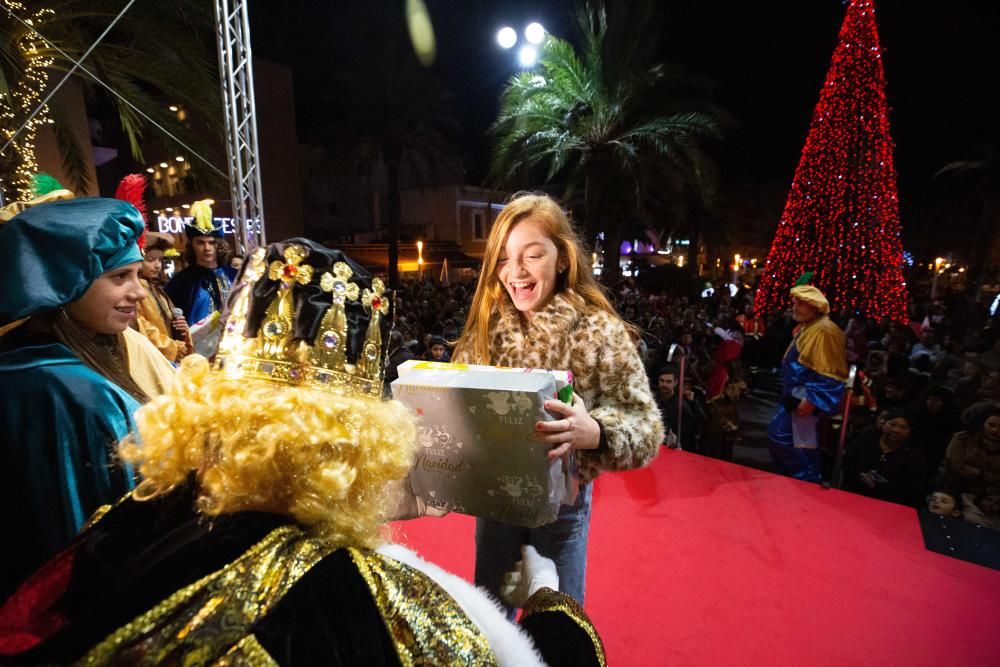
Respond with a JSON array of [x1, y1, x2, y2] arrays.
[[768, 285, 848, 482], [0, 239, 605, 666]]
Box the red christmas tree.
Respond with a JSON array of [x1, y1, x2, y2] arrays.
[[755, 0, 908, 320]]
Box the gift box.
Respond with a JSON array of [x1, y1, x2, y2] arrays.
[[391, 360, 577, 527]]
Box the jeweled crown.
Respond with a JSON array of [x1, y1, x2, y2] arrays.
[[215, 239, 391, 399]]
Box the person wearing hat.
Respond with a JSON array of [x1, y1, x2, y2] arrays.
[[0, 238, 605, 666], [163, 200, 237, 324], [135, 236, 192, 363], [767, 283, 848, 482], [0, 197, 161, 600]]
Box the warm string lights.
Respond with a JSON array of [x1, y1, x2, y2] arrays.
[[755, 0, 908, 321], [0, 3, 56, 201]]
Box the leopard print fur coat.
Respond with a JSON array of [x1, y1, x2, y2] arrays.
[[453, 292, 664, 483]]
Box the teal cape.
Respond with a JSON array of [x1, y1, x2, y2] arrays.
[[0, 331, 138, 601]]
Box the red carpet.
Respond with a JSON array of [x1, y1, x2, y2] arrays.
[[392, 450, 1000, 665]]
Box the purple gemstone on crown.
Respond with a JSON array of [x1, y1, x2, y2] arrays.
[[260, 362, 274, 374], [322, 332, 339, 348], [317, 372, 331, 383], [289, 366, 302, 380]]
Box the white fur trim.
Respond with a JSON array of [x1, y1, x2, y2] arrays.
[[376, 544, 546, 667]]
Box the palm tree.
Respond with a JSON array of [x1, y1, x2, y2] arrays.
[[0, 0, 222, 197], [325, 41, 459, 288], [489, 0, 727, 285]]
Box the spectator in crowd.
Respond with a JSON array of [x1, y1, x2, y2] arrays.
[[655, 365, 703, 450], [951, 359, 986, 410], [735, 304, 765, 368], [383, 329, 415, 398], [978, 337, 1000, 373], [702, 323, 746, 460], [908, 386, 959, 487], [961, 490, 1000, 530], [960, 370, 1000, 426], [423, 334, 451, 362], [940, 407, 1000, 496], [844, 409, 926, 507], [927, 489, 963, 519], [910, 329, 942, 366], [844, 317, 870, 366]]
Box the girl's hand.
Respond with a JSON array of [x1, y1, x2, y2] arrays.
[[534, 392, 601, 459]]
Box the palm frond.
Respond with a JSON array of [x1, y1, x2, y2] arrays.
[[48, 100, 92, 193]]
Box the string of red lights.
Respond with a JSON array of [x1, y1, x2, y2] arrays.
[[755, 0, 908, 321]]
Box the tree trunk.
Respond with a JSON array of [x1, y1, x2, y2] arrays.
[[386, 158, 401, 289], [583, 160, 614, 284], [967, 194, 998, 302], [602, 218, 623, 286]]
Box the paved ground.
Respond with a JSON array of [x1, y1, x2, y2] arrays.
[[731, 369, 782, 473]]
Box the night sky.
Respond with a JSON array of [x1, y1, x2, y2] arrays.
[[250, 1, 1000, 227]]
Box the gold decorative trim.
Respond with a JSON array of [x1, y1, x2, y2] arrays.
[[211, 634, 278, 666], [214, 245, 387, 397], [81, 526, 334, 665], [348, 548, 497, 666], [520, 587, 607, 666], [216, 354, 381, 398]]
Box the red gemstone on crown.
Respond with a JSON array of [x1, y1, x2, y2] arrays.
[[283, 264, 297, 279], [371, 296, 382, 310]]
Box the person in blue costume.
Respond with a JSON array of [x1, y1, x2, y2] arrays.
[[0, 195, 150, 602], [164, 200, 237, 324], [767, 284, 848, 482]]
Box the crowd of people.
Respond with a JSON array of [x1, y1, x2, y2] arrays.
[[387, 267, 1000, 532], [1, 174, 995, 661]]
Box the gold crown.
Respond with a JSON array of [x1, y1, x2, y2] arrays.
[[215, 242, 391, 399]]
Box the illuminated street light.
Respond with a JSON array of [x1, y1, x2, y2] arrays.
[[497, 26, 517, 49], [525, 22, 545, 44], [499, 22, 546, 68], [518, 45, 538, 67]]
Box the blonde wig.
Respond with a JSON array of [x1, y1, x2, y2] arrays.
[[119, 355, 418, 548], [455, 192, 622, 364]]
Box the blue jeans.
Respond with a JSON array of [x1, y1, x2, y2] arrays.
[[475, 482, 593, 610]]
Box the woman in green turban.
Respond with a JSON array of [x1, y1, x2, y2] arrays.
[[0, 197, 151, 601]]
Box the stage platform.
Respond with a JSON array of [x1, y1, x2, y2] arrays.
[[392, 449, 1000, 665]]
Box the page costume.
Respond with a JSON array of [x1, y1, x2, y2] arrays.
[[767, 286, 848, 482], [0, 197, 146, 600], [164, 201, 236, 323]]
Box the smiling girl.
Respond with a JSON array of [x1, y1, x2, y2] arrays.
[[0, 197, 156, 600], [453, 192, 664, 607]]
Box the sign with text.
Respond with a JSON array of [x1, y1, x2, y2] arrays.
[[156, 215, 262, 236]]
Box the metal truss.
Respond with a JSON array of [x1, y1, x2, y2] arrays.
[[214, 0, 266, 253]]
